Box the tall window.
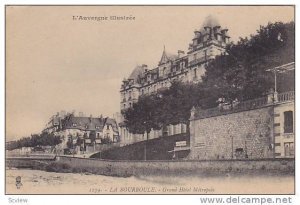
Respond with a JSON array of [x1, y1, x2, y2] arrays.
[[193, 53, 197, 61], [128, 91, 132, 100], [284, 111, 293, 133]]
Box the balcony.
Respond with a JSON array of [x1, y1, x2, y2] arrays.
[[194, 96, 268, 119], [277, 91, 294, 102], [189, 57, 206, 67], [193, 91, 295, 120]]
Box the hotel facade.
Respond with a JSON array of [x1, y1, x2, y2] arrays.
[[119, 16, 230, 145]]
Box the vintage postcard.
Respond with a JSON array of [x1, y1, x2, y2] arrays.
[[5, 5, 295, 195]]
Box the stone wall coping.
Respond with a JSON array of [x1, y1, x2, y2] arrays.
[[59, 156, 294, 163]]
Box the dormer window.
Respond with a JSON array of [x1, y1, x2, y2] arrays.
[[72, 123, 77, 127], [96, 126, 100, 129]]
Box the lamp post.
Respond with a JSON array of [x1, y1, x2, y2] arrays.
[[266, 62, 295, 100], [144, 129, 149, 161], [231, 135, 234, 159], [143, 110, 152, 161]]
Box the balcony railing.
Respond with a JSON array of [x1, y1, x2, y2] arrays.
[[189, 57, 206, 66], [195, 96, 268, 119], [194, 91, 294, 120], [278, 91, 294, 102]]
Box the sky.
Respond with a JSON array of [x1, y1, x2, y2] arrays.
[[6, 6, 294, 140]]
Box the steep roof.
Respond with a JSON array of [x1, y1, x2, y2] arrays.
[[62, 115, 105, 131], [159, 46, 177, 65], [128, 65, 145, 82], [104, 118, 119, 133], [200, 15, 220, 32]]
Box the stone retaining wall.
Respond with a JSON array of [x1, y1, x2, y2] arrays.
[[56, 157, 294, 177], [6, 157, 294, 177], [189, 106, 274, 160]]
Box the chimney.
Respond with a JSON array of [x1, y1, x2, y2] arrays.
[[194, 30, 201, 37], [142, 64, 148, 72], [89, 114, 93, 122], [213, 26, 221, 33], [178, 50, 185, 58], [221, 29, 228, 36], [204, 26, 212, 39], [60, 110, 66, 117]]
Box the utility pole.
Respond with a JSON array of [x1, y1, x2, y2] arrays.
[[144, 111, 152, 161], [274, 67, 277, 93], [144, 131, 149, 161], [231, 135, 234, 159]]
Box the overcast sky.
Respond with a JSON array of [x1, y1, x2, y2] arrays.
[[6, 6, 294, 140]]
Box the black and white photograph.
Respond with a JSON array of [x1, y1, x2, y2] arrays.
[[5, 5, 295, 195]]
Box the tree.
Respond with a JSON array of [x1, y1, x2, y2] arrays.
[[101, 135, 112, 144], [123, 94, 161, 134], [66, 138, 73, 149], [122, 21, 294, 139], [6, 133, 62, 150], [89, 131, 96, 142], [203, 21, 294, 102], [123, 81, 207, 136]]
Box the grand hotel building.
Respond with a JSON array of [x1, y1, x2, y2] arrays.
[[119, 16, 230, 146]]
